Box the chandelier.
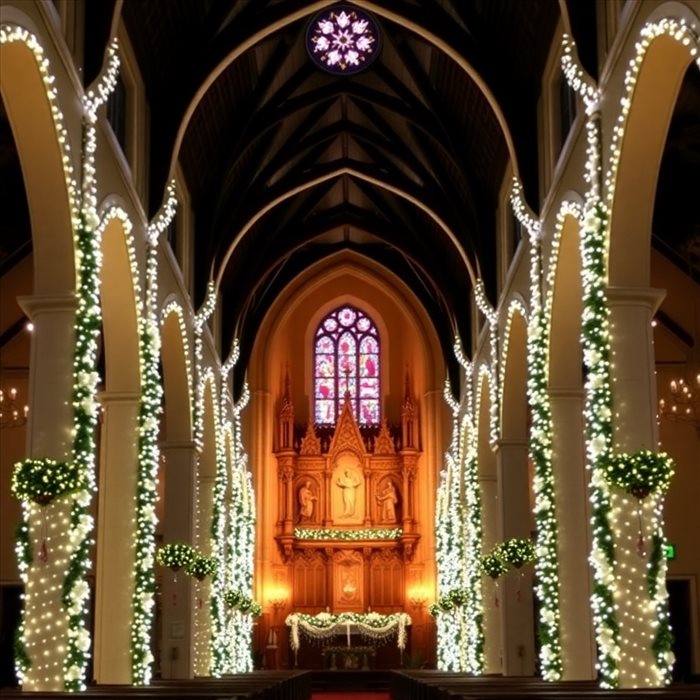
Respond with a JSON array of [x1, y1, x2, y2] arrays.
[[658, 374, 700, 433], [0, 386, 29, 428]]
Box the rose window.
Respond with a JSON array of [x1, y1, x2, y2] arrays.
[[306, 6, 381, 75]]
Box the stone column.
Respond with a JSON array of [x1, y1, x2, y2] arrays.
[[159, 441, 198, 679], [16, 294, 76, 691], [494, 438, 535, 676], [548, 388, 595, 679], [193, 473, 215, 676], [480, 472, 502, 674], [94, 391, 140, 683], [607, 286, 668, 687]]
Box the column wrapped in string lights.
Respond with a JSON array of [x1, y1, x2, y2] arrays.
[[453, 340, 485, 673], [594, 18, 699, 686], [433, 379, 464, 671], [510, 179, 564, 680], [210, 341, 240, 675], [129, 183, 177, 684], [0, 24, 83, 690], [61, 38, 120, 692]]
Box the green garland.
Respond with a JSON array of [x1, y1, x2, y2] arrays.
[[294, 527, 402, 540], [603, 450, 674, 499], [157, 543, 196, 571], [131, 316, 162, 684], [580, 200, 619, 687], [11, 459, 86, 505]]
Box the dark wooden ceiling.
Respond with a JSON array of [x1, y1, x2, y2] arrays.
[[16, 2, 700, 398]]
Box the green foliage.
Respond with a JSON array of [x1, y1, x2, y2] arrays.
[[481, 553, 508, 579], [156, 543, 196, 570], [11, 459, 86, 505], [603, 450, 674, 499], [495, 538, 535, 569], [185, 555, 217, 581]]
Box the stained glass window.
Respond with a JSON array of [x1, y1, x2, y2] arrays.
[[306, 6, 381, 75], [314, 305, 380, 425]]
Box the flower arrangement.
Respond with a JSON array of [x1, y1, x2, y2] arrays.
[[603, 450, 674, 499], [156, 543, 195, 572], [224, 590, 261, 616], [294, 527, 402, 540], [496, 538, 536, 569], [185, 555, 217, 581], [11, 458, 86, 505], [481, 553, 508, 579]]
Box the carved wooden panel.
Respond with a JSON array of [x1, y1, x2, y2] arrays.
[[295, 476, 321, 524], [333, 550, 364, 612], [370, 549, 403, 608], [292, 551, 327, 609]]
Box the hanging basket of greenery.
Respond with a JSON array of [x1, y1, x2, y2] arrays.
[[11, 458, 86, 506], [496, 538, 536, 569], [224, 590, 242, 609], [185, 555, 217, 581], [603, 450, 674, 499], [481, 553, 508, 579], [428, 603, 441, 618], [156, 543, 195, 572]]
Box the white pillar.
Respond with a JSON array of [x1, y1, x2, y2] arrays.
[[607, 286, 669, 688], [159, 441, 198, 678], [94, 391, 140, 684], [549, 388, 595, 679], [17, 294, 76, 690], [480, 472, 502, 674], [494, 438, 535, 676], [193, 473, 215, 676]]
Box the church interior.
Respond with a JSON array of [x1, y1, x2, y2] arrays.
[[0, 0, 699, 696]]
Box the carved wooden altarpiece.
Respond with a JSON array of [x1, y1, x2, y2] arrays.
[[274, 387, 421, 613]]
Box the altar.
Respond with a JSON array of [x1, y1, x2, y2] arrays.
[[285, 611, 411, 668]]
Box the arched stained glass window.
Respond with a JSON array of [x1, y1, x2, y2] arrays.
[[314, 305, 380, 425]]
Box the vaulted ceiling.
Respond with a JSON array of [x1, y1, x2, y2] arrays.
[[4, 1, 696, 397]]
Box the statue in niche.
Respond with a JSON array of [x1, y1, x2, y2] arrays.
[[376, 480, 398, 522], [298, 480, 317, 521], [336, 469, 361, 517]]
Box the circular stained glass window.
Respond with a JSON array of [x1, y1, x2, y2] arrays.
[[306, 6, 381, 75]]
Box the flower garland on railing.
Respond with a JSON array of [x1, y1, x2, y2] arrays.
[[293, 527, 402, 540], [285, 612, 411, 652]]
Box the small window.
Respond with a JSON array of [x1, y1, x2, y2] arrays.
[[106, 72, 127, 156], [314, 305, 380, 426], [166, 211, 179, 259], [511, 211, 523, 253]]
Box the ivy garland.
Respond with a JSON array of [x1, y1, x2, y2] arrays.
[[14, 516, 31, 681], [602, 450, 674, 499], [11, 459, 86, 505]]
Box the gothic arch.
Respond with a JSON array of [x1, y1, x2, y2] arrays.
[[546, 208, 595, 679], [607, 5, 700, 287], [94, 211, 142, 683]]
